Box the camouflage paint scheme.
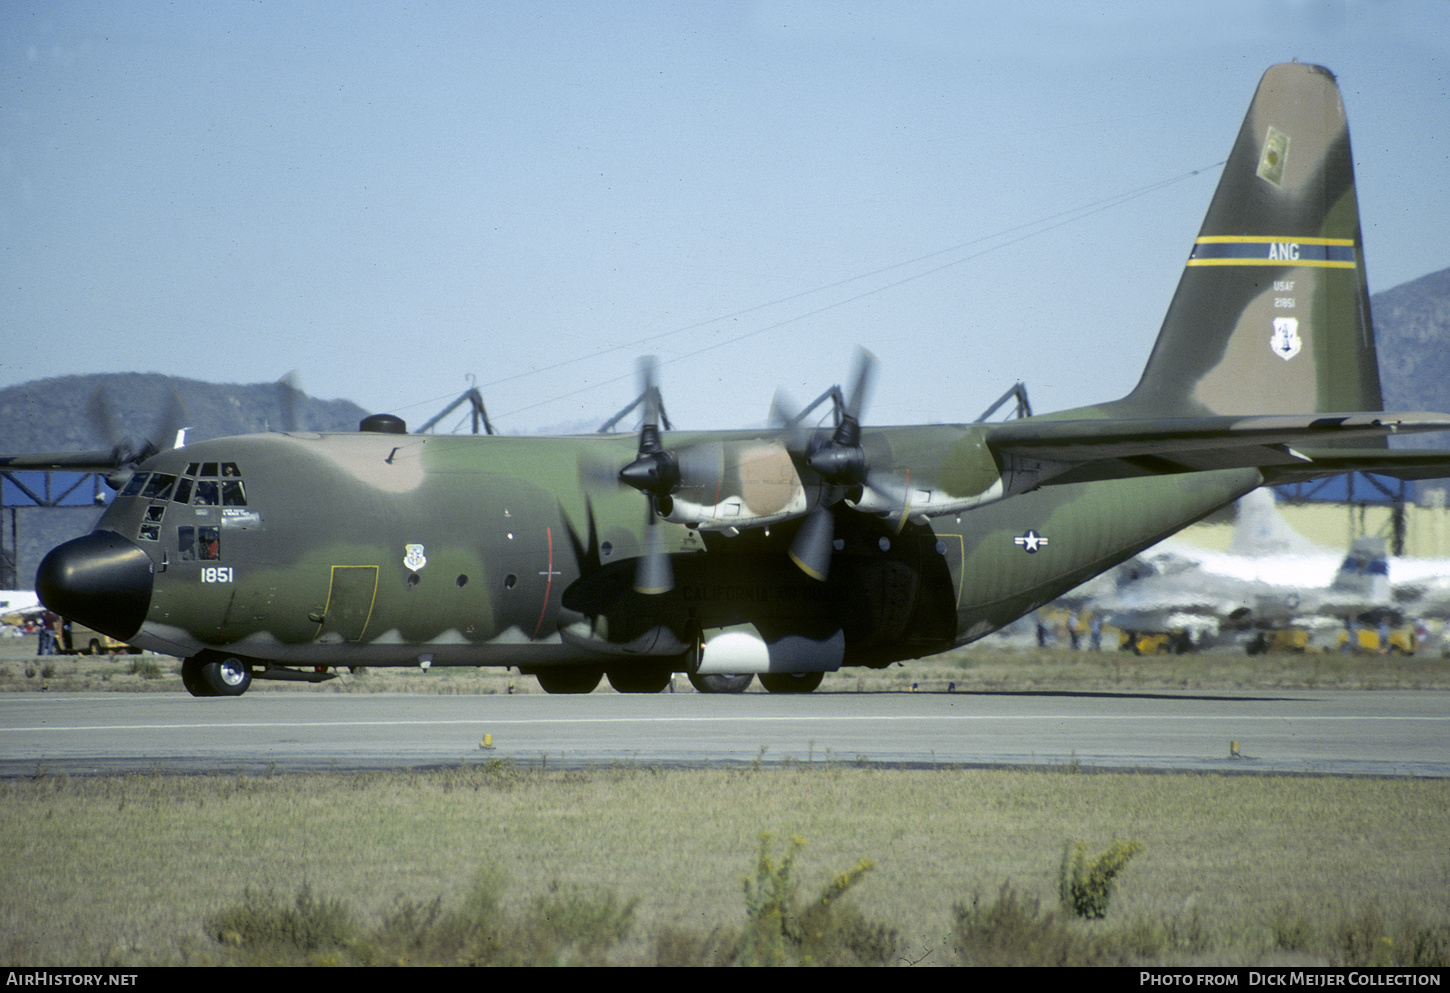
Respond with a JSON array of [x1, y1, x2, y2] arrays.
[[22, 64, 1450, 695]]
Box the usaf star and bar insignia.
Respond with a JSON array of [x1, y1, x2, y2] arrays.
[[1013, 530, 1049, 554]]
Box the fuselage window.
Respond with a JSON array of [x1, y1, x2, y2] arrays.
[[177, 525, 221, 560]]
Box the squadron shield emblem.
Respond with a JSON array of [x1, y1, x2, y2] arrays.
[[1270, 317, 1301, 360], [403, 544, 427, 572]]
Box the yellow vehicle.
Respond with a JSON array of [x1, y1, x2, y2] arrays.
[[59, 620, 139, 656], [1246, 629, 1311, 655], [1336, 625, 1417, 655]]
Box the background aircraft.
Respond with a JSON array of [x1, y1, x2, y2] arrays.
[[14, 62, 1450, 696], [1086, 489, 1397, 651], [0, 591, 43, 627]]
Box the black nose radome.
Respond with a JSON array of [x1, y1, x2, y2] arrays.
[[36, 531, 154, 641]]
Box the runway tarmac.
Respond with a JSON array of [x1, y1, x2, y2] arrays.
[[1, 687, 1446, 777]]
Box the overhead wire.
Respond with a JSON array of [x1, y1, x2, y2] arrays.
[[400, 160, 1224, 427]]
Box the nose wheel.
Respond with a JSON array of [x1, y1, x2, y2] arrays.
[[182, 652, 254, 697]]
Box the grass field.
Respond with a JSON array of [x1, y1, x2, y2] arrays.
[[2, 640, 1447, 966], [0, 764, 1446, 966]]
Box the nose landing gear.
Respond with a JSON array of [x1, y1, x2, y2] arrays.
[[181, 652, 253, 697]]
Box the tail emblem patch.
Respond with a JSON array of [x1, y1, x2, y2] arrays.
[[1256, 125, 1290, 187], [1271, 318, 1302, 360]]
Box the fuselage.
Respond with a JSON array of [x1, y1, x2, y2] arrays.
[[37, 423, 1263, 674]]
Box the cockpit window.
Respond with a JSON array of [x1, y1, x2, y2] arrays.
[[120, 473, 149, 498], [166, 463, 249, 506], [141, 474, 176, 500]]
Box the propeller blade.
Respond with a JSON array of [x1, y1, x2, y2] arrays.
[[769, 390, 811, 454], [84, 387, 121, 452], [672, 440, 724, 491], [83, 385, 188, 481], [579, 451, 629, 491], [844, 348, 877, 424], [862, 470, 912, 507], [788, 505, 836, 582], [853, 470, 918, 532], [275, 371, 303, 432], [151, 388, 188, 451], [638, 355, 662, 444], [633, 502, 675, 594]]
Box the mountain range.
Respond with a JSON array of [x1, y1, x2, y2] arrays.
[[3, 265, 1449, 588]]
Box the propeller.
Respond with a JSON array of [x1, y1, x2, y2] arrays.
[[275, 371, 303, 433], [616, 356, 677, 594], [777, 349, 877, 581], [85, 386, 188, 490]]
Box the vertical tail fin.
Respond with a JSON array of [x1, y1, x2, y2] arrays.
[[1107, 63, 1382, 422], [1329, 535, 1391, 604], [1227, 488, 1326, 558]]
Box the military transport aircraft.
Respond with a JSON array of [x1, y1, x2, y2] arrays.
[[11, 62, 1450, 697]]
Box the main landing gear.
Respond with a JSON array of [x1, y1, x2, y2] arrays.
[[758, 671, 824, 694], [687, 672, 754, 694]]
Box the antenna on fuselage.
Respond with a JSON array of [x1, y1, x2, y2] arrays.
[[597, 380, 673, 434], [975, 382, 1033, 423], [416, 383, 497, 435]]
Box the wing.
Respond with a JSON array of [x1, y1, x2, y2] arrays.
[[0, 451, 131, 472]]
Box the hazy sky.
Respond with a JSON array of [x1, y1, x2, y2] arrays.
[[3, 1, 1447, 434]]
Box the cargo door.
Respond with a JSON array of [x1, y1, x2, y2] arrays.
[[316, 566, 379, 642]]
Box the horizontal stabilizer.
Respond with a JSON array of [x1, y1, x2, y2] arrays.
[[1261, 448, 1450, 484], [988, 412, 1450, 485]]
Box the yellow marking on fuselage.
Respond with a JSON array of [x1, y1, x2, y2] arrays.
[[935, 533, 967, 608]]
